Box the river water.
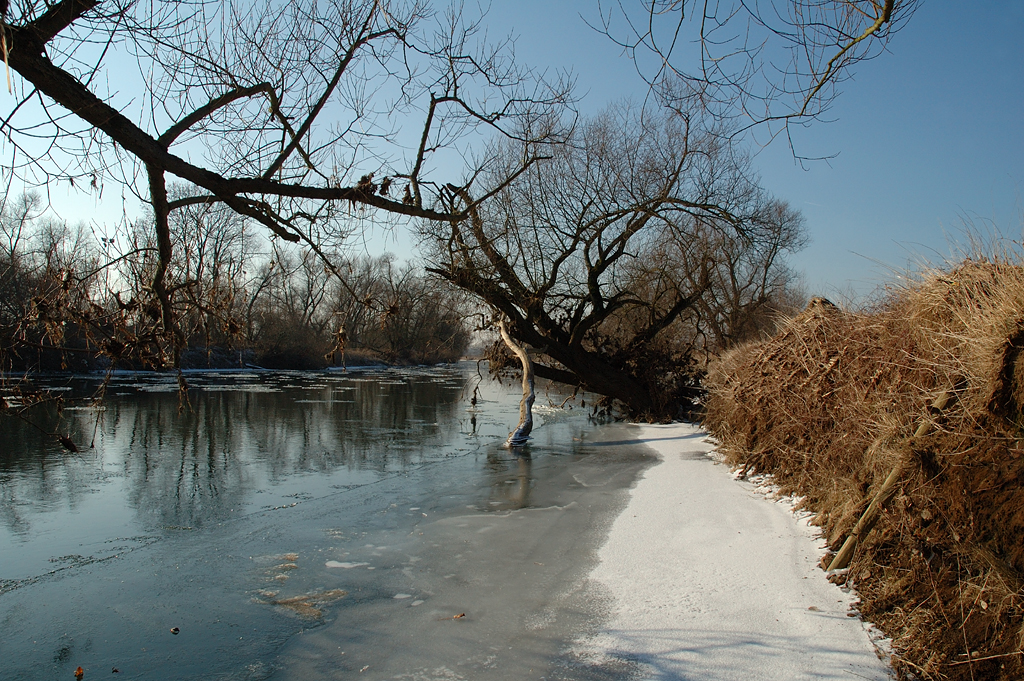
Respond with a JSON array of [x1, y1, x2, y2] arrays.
[[0, 364, 654, 680]]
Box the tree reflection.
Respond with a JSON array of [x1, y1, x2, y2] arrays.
[[484, 449, 533, 510], [0, 369, 467, 534]]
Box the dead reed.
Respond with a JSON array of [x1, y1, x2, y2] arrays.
[[705, 257, 1024, 680]]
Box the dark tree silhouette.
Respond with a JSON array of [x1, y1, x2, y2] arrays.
[[424, 104, 805, 417], [1, 0, 571, 365]]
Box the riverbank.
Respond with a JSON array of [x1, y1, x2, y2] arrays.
[[573, 422, 891, 680], [705, 261, 1024, 679]]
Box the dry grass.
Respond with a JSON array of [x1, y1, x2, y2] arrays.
[[704, 257, 1024, 680]]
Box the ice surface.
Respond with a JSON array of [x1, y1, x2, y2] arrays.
[[0, 367, 649, 680], [570, 423, 892, 680]]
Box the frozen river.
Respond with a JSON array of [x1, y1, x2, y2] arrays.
[[0, 365, 654, 680]]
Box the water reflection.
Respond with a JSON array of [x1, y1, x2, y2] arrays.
[[0, 368, 470, 543], [483, 451, 533, 510]]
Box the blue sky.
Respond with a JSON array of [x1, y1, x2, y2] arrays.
[[486, 0, 1024, 300], [38, 0, 1024, 302]]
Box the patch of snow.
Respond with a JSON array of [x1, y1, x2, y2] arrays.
[[573, 422, 893, 680], [325, 561, 369, 569]]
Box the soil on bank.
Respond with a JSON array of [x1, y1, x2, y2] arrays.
[[705, 258, 1024, 681]]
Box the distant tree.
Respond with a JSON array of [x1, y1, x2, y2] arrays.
[[2, 0, 572, 365], [105, 191, 258, 367], [247, 247, 470, 369], [166, 190, 256, 351], [670, 202, 807, 350], [0, 194, 43, 347], [423, 103, 805, 417], [359, 257, 471, 364], [0, 195, 105, 372]]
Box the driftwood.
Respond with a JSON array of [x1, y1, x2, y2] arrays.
[[499, 320, 535, 447], [827, 390, 954, 573]]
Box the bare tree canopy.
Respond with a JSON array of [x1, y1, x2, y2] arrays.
[[596, 0, 918, 141], [0, 0, 572, 364], [3, 0, 571, 211], [424, 103, 805, 417]]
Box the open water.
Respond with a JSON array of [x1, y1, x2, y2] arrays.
[[0, 364, 654, 680]]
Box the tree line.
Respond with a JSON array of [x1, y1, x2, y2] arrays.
[[0, 192, 471, 373]]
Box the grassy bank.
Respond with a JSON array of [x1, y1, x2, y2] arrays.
[[704, 257, 1024, 680]]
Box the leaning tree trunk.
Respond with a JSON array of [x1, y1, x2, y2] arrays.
[[500, 319, 535, 447]]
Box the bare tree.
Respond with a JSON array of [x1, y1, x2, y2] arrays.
[[596, 1, 918, 145], [365, 257, 470, 363], [669, 202, 807, 350], [0, 194, 43, 340], [162, 190, 256, 355], [0, 201, 106, 372], [2, 0, 572, 365], [238, 248, 470, 368], [424, 103, 805, 417]]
